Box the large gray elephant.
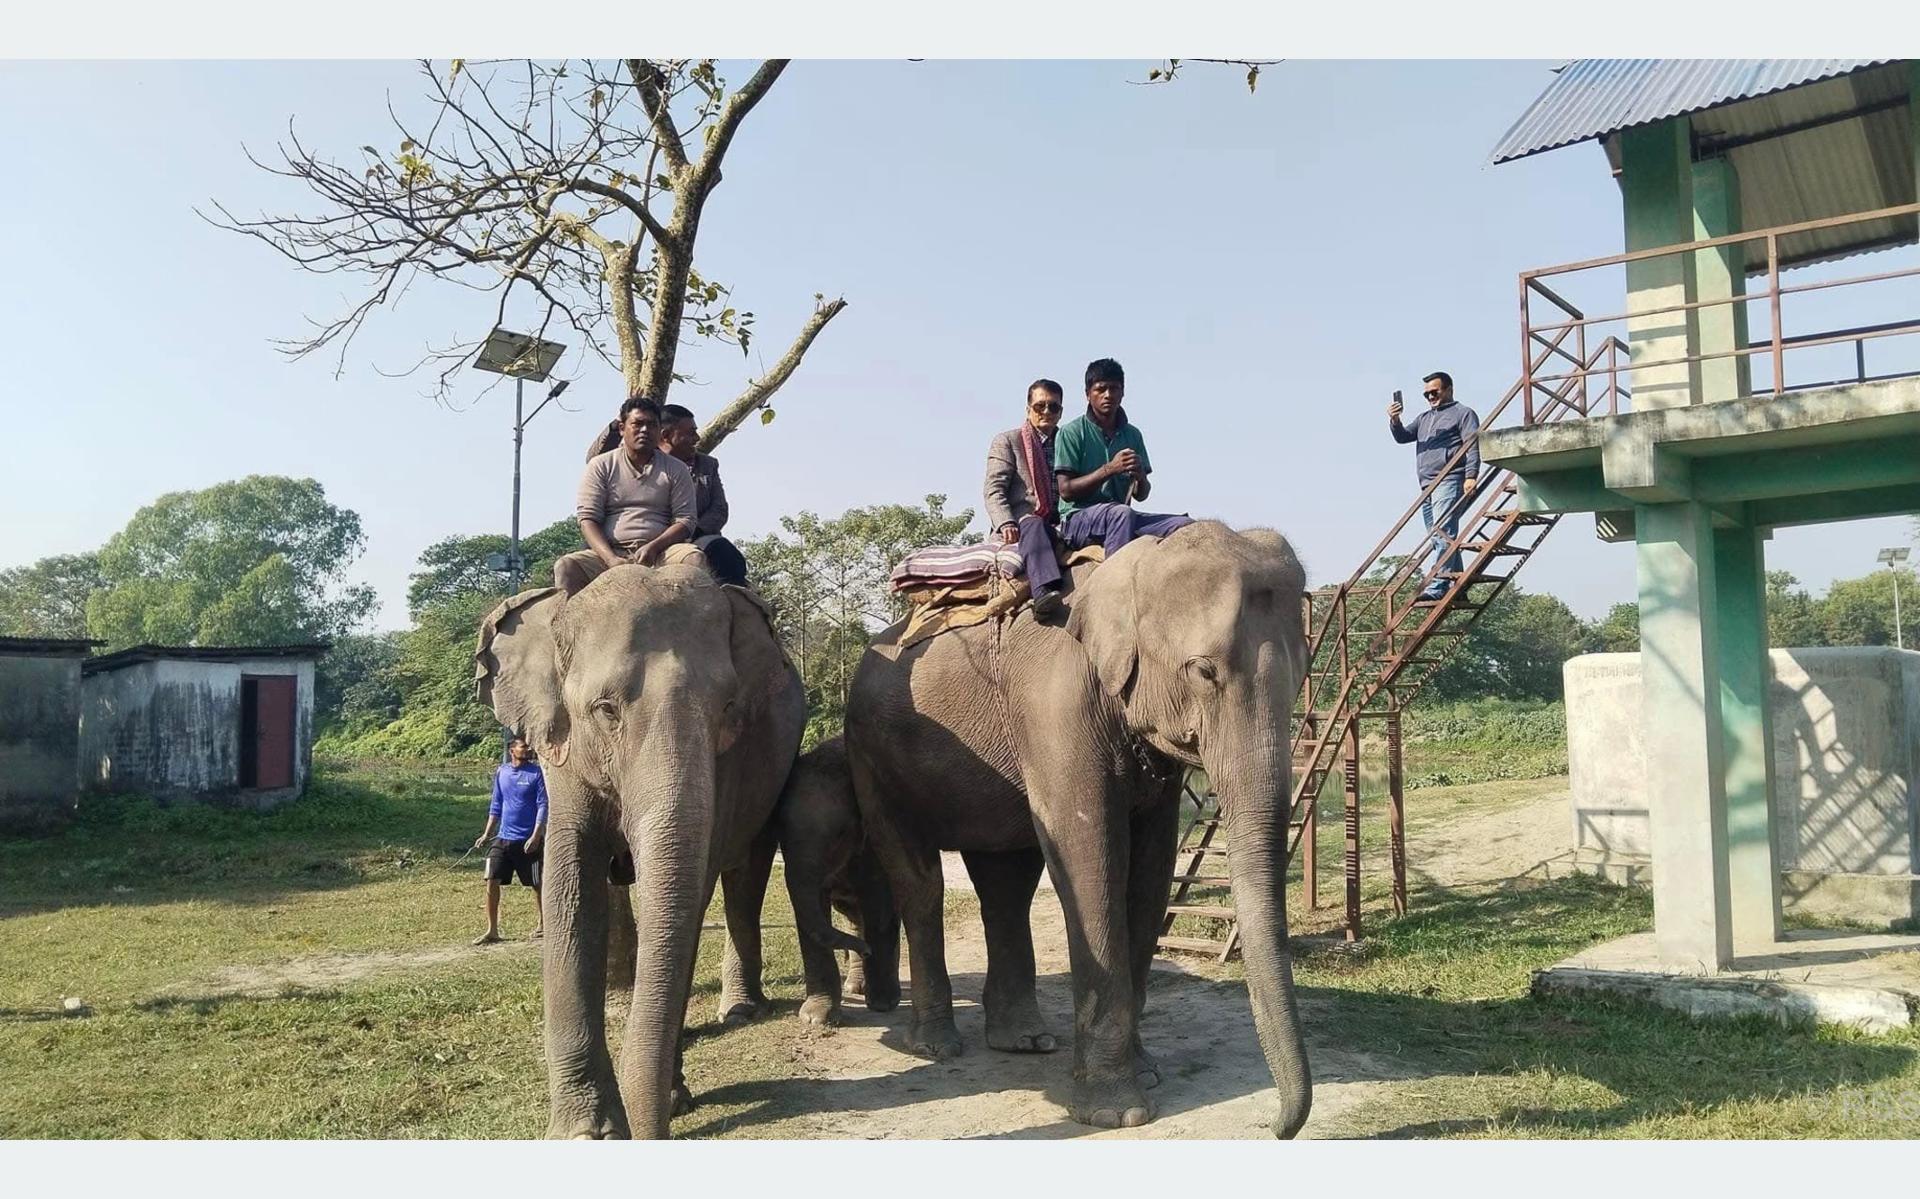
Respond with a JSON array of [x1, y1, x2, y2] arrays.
[[476, 562, 805, 1139], [844, 521, 1312, 1137]]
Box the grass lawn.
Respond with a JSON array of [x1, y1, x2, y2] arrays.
[[5, 758, 1919, 1138]]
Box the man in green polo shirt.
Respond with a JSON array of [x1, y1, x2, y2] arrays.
[[1053, 357, 1193, 555]]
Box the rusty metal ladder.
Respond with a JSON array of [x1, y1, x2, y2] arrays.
[[1158, 329, 1627, 959]]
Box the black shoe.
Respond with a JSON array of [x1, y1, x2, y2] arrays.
[[1031, 588, 1064, 620]]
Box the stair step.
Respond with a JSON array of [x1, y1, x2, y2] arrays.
[[1511, 514, 1553, 526], [1178, 844, 1229, 856], [1157, 935, 1232, 956], [1167, 903, 1237, 920], [1460, 542, 1525, 555], [1170, 871, 1232, 885]]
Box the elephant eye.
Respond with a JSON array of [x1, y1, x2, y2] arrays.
[[1187, 657, 1218, 683], [591, 698, 620, 726]]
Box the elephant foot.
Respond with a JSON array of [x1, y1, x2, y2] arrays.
[[985, 998, 1057, 1054], [1133, 1042, 1163, 1090], [670, 1082, 695, 1118], [1070, 1076, 1154, 1130], [908, 1016, 964, 1060], [716, 989, 768, 1026], [863, 975, 902, 1013], [798, 993, 843, 1027], [548, 1098, 630, 1140], [844, 955, 868, 998]]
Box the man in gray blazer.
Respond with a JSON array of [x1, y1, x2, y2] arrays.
[[984, 379, 1068, 617]]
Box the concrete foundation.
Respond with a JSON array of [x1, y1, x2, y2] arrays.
[[1534, 929, 1920, 1033], [1567, 647, 1920, 925]]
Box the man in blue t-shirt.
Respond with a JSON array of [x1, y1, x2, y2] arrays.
[[1388, 370, 1482, 601], [472, 737, 549, 945]]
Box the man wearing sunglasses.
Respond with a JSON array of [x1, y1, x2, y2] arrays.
[[985, 378, 1072, 617], [1388, 371, 1481, 601]]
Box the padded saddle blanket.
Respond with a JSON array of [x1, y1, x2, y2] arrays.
[[894, 544, 1105, 650]]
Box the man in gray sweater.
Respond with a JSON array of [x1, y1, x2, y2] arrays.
[[1388, 371, 1482, 601]]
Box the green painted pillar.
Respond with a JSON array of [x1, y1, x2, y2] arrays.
[[1692, 157, 1750, 403], [1619, 119, 1701, 410], [1636, 499, 1733, 970], [1712, 522, 1782, 953]]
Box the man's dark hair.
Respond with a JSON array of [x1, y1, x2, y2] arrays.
[[1423, 371, 1453, 390], [620, 395, 662, 423], [1084, 358, 1125, 391], [660, 403, 696, 425], [1027, 378, 1063, 401]]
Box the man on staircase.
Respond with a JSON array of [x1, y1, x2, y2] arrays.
[[1388, 371, 1481, 601]]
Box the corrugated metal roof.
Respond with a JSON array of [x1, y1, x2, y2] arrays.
[[1491, 59, 1892, 164], [0, 635, 100, 658], [82, 642, 329, 675]]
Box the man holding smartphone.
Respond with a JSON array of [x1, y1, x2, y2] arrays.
[[1389, 371, 1481, 601]]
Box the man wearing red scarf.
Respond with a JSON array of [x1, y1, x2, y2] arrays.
[[983, 379, 1070, 617]]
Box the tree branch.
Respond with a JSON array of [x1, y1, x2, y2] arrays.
[[687, 59, 787, 195], [698, 297, 847, 453]]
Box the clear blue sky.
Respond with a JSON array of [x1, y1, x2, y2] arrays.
[[2, 59, 1912, 630]]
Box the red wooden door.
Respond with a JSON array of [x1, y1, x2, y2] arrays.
[[247, 675, 297, 789]]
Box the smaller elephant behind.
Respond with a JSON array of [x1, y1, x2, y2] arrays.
[[776, 737, 901, 1026]]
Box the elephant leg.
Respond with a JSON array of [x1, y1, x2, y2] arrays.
[[851, 754, 957, 1058], [849, 852, 901, 1012], [1013, 708, 1150, 1128], [717, 828, 776, 1025], [1125, 795, 1181, 1089], [541, 807, 630, 1138], [962, 847, 1055, 1053]]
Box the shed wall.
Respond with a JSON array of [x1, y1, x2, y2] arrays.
[[0, 655, 84, 829]]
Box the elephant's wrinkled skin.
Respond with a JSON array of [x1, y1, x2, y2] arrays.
[[844, 521, 1312, 1137], [476, 564, 804, 1139], [774, 737, 902, 1026]]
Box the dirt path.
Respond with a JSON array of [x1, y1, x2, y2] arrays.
[[170, 782, 1572, 1139], [679, 784, 1571, 1140]]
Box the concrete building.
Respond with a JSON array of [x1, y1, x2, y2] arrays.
[[1566, 648, 1920, 924], [1479, 60, 1920, 977], [79, 644, 326, 809], [0, 636, 101, 830]]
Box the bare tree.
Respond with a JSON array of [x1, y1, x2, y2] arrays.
[[206, 58, 845, 452]]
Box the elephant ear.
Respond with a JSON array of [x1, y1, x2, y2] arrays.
[[474, 587, 572, 767], [717, 584, 798, 755], [1074, 544, 1144, 703]]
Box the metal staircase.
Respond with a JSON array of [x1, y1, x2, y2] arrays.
[[1160, 321, 1631, 960]]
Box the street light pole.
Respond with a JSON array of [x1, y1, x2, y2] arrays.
[[511, 376, 525, 593], [473, 328, 568, 594], [1877, 547, 1911, 651]]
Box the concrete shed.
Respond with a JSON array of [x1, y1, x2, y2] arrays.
[[0, 636, 102, 830], [1567, 648, 1920, 924], [79, 644, 326, 809]]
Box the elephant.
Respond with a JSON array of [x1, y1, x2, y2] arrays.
[[475, 562, 805, 1139], [843, 520, 1312, 1137], [773, 736, 902, 1026]]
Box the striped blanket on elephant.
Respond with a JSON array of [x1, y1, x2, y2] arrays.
[[893, 544, 1105, 650]]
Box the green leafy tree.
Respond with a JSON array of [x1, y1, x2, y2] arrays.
[[1590, 602, 1640, 653], [85, 475, 376, 650], [1424, 588, 1591, 702], [1820, 568, 1918, 648], [741, 494, 977, 744], [0, 552, 104, 638], [1765, 570, 1826, 648], [315, 631, 405, 732], [405, 517, 583, 617]]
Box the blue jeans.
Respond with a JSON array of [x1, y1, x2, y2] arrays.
[[1420, 474, 1467, 595]]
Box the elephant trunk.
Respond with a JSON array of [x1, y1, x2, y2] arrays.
[[621, 728, 717, 1139], [784, 842, 870, 958], [1215, 740, 1314, 1140]]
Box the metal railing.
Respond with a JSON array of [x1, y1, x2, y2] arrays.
[[1519, 201, 1920, 423]]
